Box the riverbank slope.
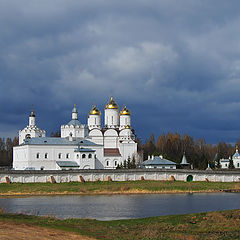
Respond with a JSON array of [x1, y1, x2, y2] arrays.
[[0, 181, 240, 196], [1, 209, 240, 239]]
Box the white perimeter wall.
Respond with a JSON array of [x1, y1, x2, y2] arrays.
[[2, 170, 240, 183]]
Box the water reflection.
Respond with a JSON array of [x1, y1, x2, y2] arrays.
[[0, 193, 239, 220]]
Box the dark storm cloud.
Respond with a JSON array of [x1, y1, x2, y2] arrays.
[[1, 0, 240, 143]]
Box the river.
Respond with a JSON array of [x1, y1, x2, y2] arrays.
[[0, 193, 240, 220]]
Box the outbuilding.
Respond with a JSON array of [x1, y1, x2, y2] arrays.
[[142, 155, 176, 169]]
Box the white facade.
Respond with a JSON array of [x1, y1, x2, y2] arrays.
[[220, 148, 240, 169], [19, 110, 46, 145], [13, 97, 138, 170]]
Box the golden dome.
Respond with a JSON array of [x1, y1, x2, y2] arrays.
[[105, 96, 119, 110], [125, 125, 131, 129], [120, 106, 131, 115], [89, 105, 101, 115]]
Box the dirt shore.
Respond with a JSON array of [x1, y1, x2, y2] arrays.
[[0, 189, 222, 197], [0, 221, 95, 240]]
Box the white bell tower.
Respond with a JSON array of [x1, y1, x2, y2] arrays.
[[19, 107, 46, 144]]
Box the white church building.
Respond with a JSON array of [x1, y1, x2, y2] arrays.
[[219, 147, 240, 169], [13, 97, 138, 170]]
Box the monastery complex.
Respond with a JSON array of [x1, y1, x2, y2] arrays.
[[13, 97, 138, 170]]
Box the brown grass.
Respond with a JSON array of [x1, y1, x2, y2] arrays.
[[0, 221, 95, 240]]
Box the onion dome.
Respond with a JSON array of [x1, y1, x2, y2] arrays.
[[105, 96, 119, 109], [72, 104, 78, 113], [125, 125, 131, 129], [120, 106, 131, 115], [89, 105, 101, 115]]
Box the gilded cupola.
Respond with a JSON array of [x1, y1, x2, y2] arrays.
[[89, 105, 101, 115], [120, 106, 131, 115], [104, 96, 119, 110], [29, 105, 35, 117]]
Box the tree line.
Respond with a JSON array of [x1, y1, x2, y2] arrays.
[[137, 133, 238, 170], [0, 137, 18, 168]]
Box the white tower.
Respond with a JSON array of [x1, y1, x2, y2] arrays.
[[72, 104, 78, 120], [61, 104, 88, 138], [104, 96, 119, 128], [19, 108, 46, 144], [29, 108, 36, 126], [88, 105, 101, 130], [119, 106, 131, 130]]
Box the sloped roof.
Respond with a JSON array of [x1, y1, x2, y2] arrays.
[[142, 156, 176, 166], [104, 148, 121, 157], [23, 137, 99, 146], [181, 154, 189, 165], [56, 161, 79, 167], [67, 119, 81, 126]]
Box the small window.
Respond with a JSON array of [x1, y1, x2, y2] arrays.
[[114, 160, 118, 166], [40, 167, 44, 170], [77, 154, 79, 159], [45, 153, 48, 159], [225, 164, 227, 167], [66, 153, 70, 159], [58, 153, 62, 159], [88, 154, 92, 159], [238, 163, 240, 168], [106, 161, 109, 167], [36, 153, 40, 159], [82, 154, 86, 159]]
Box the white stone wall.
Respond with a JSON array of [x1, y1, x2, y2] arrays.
[[19, 127, 46, 145], [104, 108, 119, 128], [88, 115, 101, 130], [13, 144, 104, 170], [61, 125, 88, 138], [2, 170, 240, 183], [119, 141, 137, 161], [119, 115, 131, 129]]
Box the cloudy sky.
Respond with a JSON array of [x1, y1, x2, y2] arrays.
[[1, 0, 240, 143]]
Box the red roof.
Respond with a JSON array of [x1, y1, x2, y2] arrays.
[[104, 148, 121, 157]]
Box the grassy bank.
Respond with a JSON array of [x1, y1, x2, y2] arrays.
[[1, 209, 240, 239], [0, 181, 240, 196]]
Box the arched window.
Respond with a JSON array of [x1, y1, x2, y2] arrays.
[[88, 154, 92, 159], [76, 154, 79, 159], [66, 153, 70, 159], [238, 163, 240, 168], [45, 153, 48, 159], [25, 134, 31, 139], [36, 153, 40, 159], [82, 154, 86, 159], [106, 160, 109, 167], [58, 153, 62, 159], [114, 160, 118, 167]]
